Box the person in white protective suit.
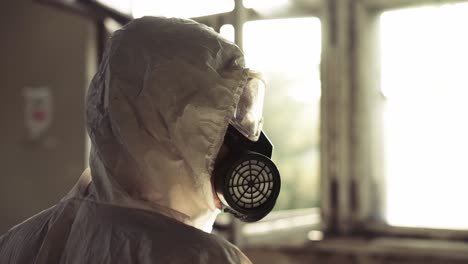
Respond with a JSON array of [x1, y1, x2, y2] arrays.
[[0, 16, 281, 264]]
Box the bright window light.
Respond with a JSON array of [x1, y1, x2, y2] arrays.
[[97, 0, 132, 15], [243, 0, 289, 9], [220, 24, 235, 43], [243, 18, 321, 210], [98, 0, 235, 18], [132, 0, 234, 18], [381, 3, 468, 229]]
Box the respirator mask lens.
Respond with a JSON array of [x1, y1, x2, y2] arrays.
[[231, 73, 265, 142]]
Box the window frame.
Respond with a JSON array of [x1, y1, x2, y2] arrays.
[[351, 0, 468, 241]]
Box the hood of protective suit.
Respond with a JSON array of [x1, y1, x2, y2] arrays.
[[79, 17, 249, 232], [0, 17, 253, 264]]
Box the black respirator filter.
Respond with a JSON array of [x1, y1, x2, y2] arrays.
[[213, 125, 281, 222]]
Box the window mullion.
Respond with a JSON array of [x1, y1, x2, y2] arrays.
[[321, 0, 354, 236]]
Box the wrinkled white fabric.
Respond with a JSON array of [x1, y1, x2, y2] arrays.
[[0, 17, 252, 264]]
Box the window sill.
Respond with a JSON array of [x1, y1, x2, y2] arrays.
[[240, 208, 321, 248], [306, 236, 468, 260]]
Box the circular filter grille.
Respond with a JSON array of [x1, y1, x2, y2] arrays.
[[227, 158, 275, 211]]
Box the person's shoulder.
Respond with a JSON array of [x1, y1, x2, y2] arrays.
[[214, 235, 252, 263], [189, 231, 252, 264], [1, 205, 56, 239], [105, 206, 251, 263], [69, 201, 252, 263], [0, 205, 56, 262]]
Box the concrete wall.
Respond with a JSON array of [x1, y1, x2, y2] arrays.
[[0, 0, 95, 234]]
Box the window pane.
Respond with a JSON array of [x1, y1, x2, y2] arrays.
[[242, 18, 321, 210], [132, 0, 234, 18], [380, 3, 468, 229], [220, 24, 235, 43], [97, 0, 235, 18], [97, 0, 132, 15], [243, 0, 289, 9]]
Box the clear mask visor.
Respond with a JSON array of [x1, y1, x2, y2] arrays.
[[230, 71, 265, 142]]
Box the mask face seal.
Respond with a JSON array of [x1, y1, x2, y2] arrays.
[[213, 125, 281, 222]]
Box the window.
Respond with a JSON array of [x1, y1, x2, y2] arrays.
[[219, 24, 235, 43], [96, 0, 234, 18], [96, 0, 132, 15], [380, 2, 468, 230], [242, 17, 322, 211], [225, 17, 323, 246]]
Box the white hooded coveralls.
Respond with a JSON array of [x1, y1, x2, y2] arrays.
[[0, 17, 253, 264]]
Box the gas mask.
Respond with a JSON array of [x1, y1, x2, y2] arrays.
[[213, 72, 281, 222]]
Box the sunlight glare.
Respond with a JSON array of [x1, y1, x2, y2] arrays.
[[243, 18, 321, 103], [97, 0, 132, 15], [220, 24, 235, 43], [242, 17, 322, 210], [243, 0, 290, 10], [381, 3, 468, 230], [132, 0, 234, 18]]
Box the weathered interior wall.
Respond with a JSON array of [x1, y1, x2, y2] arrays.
[[0, 0, 95, 234]]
